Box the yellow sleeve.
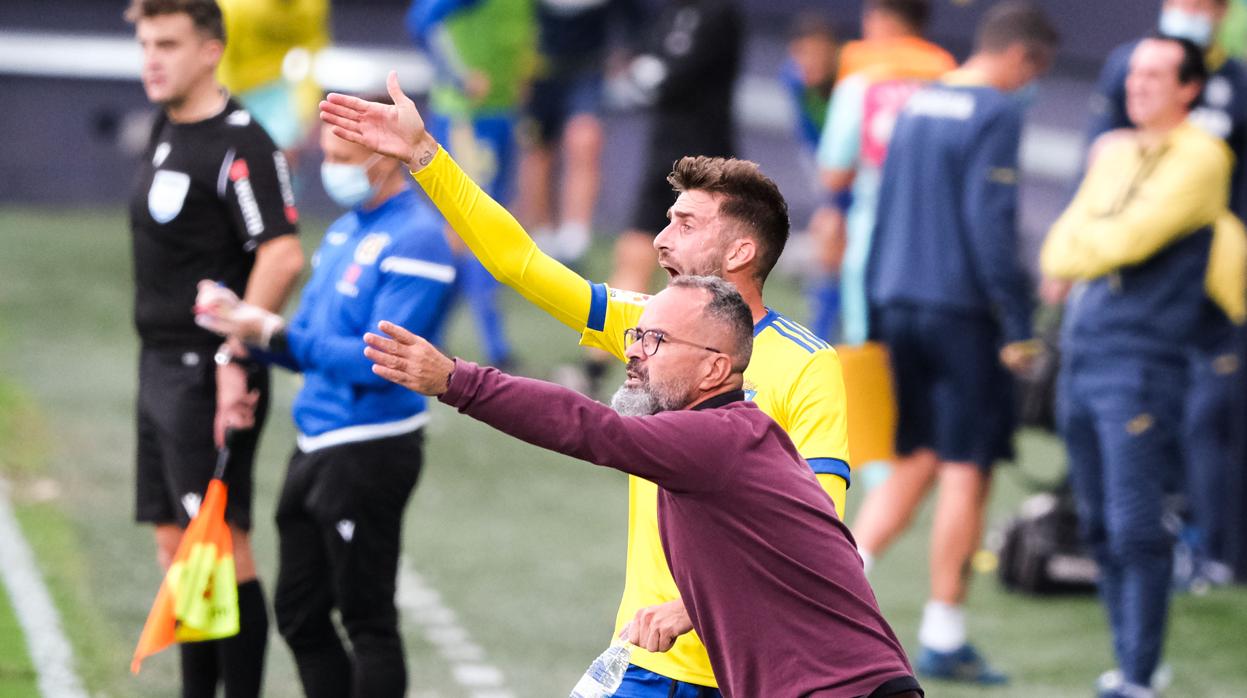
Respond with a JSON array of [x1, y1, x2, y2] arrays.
[[1208, 213, 1247, 324], [787, 349, 852, 517], [412, 146, 596, 333], [578, 288, 649, 361], [1042, 136, 1231, 280]]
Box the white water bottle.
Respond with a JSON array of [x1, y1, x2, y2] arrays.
[[568, 641, 632, 698]]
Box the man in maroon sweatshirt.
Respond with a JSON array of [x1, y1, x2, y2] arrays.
[[363, 275, 921, 698]]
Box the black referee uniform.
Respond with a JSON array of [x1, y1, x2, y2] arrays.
[[130, 97, 297, 698], [130, 98, 297, 530]]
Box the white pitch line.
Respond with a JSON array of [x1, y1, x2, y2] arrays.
[[0, 477, 89, 698], [398, 557, 515, 698]]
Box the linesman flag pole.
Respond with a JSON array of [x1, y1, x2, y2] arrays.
[[131, 430, 240, 673]]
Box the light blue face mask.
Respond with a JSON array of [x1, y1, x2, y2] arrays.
[[320, 156, 381, 208], [1159, 8, 1215, 48]]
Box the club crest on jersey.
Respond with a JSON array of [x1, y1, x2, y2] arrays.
[[743, 379, 757, 402], [354, 233, 391, 265], [148, 169, 190, 224]]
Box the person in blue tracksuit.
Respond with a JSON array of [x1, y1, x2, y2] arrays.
[[195, 117, 457, 697], [1045, 36, 1245, 698], [852, 2, 1059, 684], [1087, 0, 1247, 582]]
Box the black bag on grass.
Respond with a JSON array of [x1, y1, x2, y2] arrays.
[[998, 487, 1098, 595]]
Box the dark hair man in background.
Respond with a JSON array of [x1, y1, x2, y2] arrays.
[[126, 0, 304, 695], [1044, 35, 1246, 698], [852, 1, 1059, 685]]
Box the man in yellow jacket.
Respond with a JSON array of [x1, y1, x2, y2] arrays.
[[1041, 35, 1245, 698]]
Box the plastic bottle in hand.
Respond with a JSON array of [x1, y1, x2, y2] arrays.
[[568, 641, 632, 698]]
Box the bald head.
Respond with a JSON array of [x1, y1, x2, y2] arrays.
[[668, 276, 754, 373]]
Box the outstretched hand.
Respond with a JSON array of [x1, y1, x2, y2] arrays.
[[364, 320, 456, 395], [319, 71, 436, 169]]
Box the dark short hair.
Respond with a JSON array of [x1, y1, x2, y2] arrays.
[[667, 157, 790, 283], [124, 0, 225, 43], [1151, 33, 1210, 93], [669, 275, 753, 372], [867, 0, 931, 32], [976, 1, 1060, 60], [789, 12, 837, 43]]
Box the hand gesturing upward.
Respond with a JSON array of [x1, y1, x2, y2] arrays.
[[319, 71, 439, 171]]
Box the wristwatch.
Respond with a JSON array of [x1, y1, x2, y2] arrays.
[[214, 344, 237, 367]]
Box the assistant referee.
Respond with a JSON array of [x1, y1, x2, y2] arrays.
[[127, 1, 303, 695]]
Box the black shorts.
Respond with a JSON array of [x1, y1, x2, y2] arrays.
[[524, 69, 603, 146], [874, 305, 1015, 470], [630, 128, 734, 234], [134, 347, 269, 529]]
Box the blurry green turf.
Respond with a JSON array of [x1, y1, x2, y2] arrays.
[[0, 583, 38, 698], [0, 205, 1245, 697]]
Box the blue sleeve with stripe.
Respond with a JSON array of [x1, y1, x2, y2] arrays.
[[285, 233, 456, 387]]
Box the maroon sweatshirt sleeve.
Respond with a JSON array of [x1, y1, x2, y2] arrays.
[[439, 359, 737, 493]]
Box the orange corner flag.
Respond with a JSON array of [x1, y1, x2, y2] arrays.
[[131, 479, 239, 674]]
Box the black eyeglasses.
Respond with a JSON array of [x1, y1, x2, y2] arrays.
[[624, 327, 722, 357]]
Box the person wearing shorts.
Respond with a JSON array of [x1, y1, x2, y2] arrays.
[[127, 0, 305, 695], [853, 3, 1059, 684]]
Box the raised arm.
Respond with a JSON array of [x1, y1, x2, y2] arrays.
[[320, 72, 598, 333]]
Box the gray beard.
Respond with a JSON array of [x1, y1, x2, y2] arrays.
[[610, 385, 660, 416]]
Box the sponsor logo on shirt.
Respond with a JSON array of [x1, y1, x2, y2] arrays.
[[608, 288, 652, 306], [862, 79, 924, 168], [229, 159, 266, 238], [905, 89, 976, 121], [147, 169, 191, 224], [273, 151, 298, 224], [354, 233, 391, 266], [336, 263, 363, 297]]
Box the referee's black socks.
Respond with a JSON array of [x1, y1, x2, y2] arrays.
[[222, 579, 269, 697], [179, 579, 270, 698]]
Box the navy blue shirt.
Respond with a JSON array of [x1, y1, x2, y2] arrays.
[[868, 79, 1034, 343], [1089, 40, 1247, 219]]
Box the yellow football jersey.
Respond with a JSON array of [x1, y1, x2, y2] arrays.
[[411, 147, 852, 688]]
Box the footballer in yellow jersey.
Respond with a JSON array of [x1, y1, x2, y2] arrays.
[[407, 144, 852, 689]]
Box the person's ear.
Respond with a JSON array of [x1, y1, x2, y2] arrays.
[[697, 352, 734, 391], [203, 37, 224, 66], [722, 237, 757, 276]]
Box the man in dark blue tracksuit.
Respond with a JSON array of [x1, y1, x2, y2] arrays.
[[196, 121, 457, 697], [854, 2, 1058, 684], [1087, 0, 1247, 580], [1046, 36, 1245, 698]]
